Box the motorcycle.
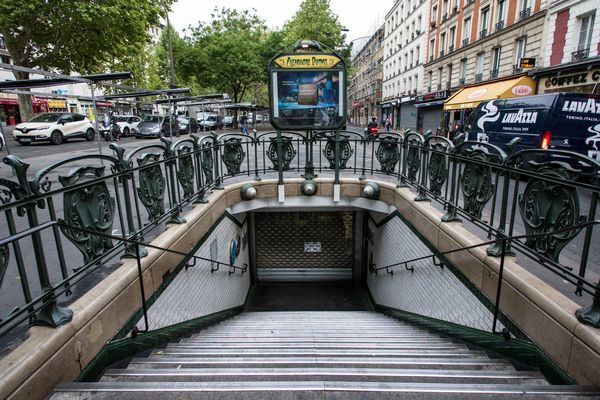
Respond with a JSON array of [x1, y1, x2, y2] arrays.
[[365, 125, 379, 140], [99, 119, 121, 141]]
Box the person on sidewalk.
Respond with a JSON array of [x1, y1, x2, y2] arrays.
[[240, 112, 249, 135], [385, 115, 391, 132]]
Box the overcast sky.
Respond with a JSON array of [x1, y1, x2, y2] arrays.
[[170, 0, 394, 45]]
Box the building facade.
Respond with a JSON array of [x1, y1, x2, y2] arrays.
[[422, 0, 548, 132], [534, 0, 600, 95], [382, 0, 430, 131], [348, 26, 384, 126]]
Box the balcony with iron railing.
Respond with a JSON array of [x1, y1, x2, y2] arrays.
[[572, 47, 590, 62], [448, 44, 454, 53], [475, 72, 483, 82], [462, 38, 469, 47], [479, 29, 488, 39], [519, 7, 531, 21], [513, 64, 523, 73], [495, 21, 504, 31], [490, 69, 499, 79]]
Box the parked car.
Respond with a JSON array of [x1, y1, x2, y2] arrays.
[[135, 115, 179, 138], [199, 114, 223, 131], [13, 112, 96, 145], [178, 116, 198, 134], [223, 115, 234, 127], [115, 115, 141, 137], [467, 93, 600, 159]]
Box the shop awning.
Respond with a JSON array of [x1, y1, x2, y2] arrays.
[[444, 76, 535, 111]]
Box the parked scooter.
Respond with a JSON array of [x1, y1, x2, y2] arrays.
[[100, 113, 121, 141]]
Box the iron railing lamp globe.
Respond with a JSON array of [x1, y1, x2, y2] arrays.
[[301, 180, 318, 196], [362, 181, 380, 200], [241, 183, 257, 201]]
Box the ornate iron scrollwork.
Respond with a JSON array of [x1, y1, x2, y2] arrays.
[[268, 136, 297, 170], [323, 134, 354, 169], [222, 138, 246, 175], [426, 137, 453, 196], [177, 146, 195, 199], [456, 143, 505, 220], [404, 134, 423, 181], [376, 136, 400, 174], [517, 160, 585, 262], [137, 153, 165, 222], [201, 142, 214, 184], [58, 166, 115, 265]]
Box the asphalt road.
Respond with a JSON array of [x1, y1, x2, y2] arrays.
[[0, 123, 598, 352]]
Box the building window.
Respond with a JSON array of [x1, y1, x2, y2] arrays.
[[496, 0, 506, 30], [515, 37, 527, 67], [491, 47, 501, 78], [480, 7, 490, 38], [416, 46, 420, 63], [476, 53, 484, 81], [447, 64, 453, 88], [428, 70, 433, 91], [438, 67, 443, 89], [440, 32, 446, 56], [432, 5, 438, 25], [460, 59, 467, 84], [449, 26, 456, 51], [463, 17, 471, 46], [0, 55, 10, 64], [520, 0, 532, 20], [575, 13, 595, 60], [430, 38, 436, 61]]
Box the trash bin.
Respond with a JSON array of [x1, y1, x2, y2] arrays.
[[8, 116, 15, 126]]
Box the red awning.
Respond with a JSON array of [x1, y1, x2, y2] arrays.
[[0, 99, 18, 105]]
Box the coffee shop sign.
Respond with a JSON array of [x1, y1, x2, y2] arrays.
[[544, 69, 600, 88]]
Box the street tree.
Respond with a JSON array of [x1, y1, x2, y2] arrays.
[[0, 0, 172, 120], [281, 0, 347, 53], [181, 8, 271, 119]]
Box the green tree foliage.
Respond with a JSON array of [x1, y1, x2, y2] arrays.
[[281, 0, 347, 53], [181, 8, 271, 104], [0, 0, 171, 118]]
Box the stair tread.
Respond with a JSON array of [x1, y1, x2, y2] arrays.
[[53, 381, 600, 394]]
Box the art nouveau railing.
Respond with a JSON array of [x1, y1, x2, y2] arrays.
[[0, 129, 599, 340]]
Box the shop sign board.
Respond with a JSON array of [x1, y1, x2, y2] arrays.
[[520, 58, 536, 69], [268, 49, 347, 130], [542, 69, 600, 89]]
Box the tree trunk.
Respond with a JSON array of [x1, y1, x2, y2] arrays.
[[13, 70, 34, 122]]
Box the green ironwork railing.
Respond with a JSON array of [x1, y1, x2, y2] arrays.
[[0, 128, 599, 340]]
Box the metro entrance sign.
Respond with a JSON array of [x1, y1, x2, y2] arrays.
[[268, 41, 347, 131]]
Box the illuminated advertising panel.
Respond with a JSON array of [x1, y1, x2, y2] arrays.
[[269, 52, 346, 130]]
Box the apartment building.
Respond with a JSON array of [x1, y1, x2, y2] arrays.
[[348, 26, 384, 126], [421, 0, 546, 132], [534, 0, 599, 95], [381, 0, 430, 131]]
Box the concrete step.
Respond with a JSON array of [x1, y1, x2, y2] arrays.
[[165, 343, 469, 351], [150, 348, 490, 358], [127, 356, 517, 371], [189, 333, 444, 339], [173, 340, 461, 348], [50, 381, 600, 399], [178, 338, 456, 345], [100, 367, 549, 385]]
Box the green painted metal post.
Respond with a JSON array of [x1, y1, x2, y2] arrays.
[[277, 130, 284, 185], [441, 149, 461, 222], [575, 192, 598, 296], [212, 132, 224, 190], [253, 129, 261, 181], [334, 129, 341, 185]]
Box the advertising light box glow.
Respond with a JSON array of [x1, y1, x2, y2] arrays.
[[269, 50, 346, 130]]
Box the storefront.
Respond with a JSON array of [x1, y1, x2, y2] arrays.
[[398, 96, 417, 133], [380, 100, 394, 128], [535, 62, 600, 94], [444, 75, 536, 111], [415, 90, 450, 134], [0, 93, 20, 125], [80, 100, 113, 122]]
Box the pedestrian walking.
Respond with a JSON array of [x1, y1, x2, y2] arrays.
[[240, 112, 248, 135], [385, 115, 391, 132]]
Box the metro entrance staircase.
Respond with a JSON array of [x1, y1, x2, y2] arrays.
[[50, 311, 599, 399]]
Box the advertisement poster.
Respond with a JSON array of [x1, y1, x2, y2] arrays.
[[272, 70, 344, 129]]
